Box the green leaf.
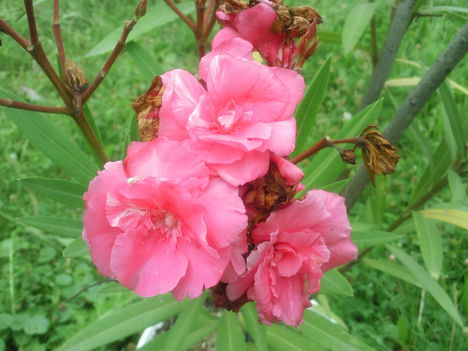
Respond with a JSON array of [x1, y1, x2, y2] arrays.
[[320, 269, 353, 296], [18, 216, 82, 238], [267, 324, 324, 351], [20, 178, 85, 208], [300, 310, 375, 351], [59, 295, 182, 351], [447, 170, 466, 202], [342, 3, 377, 55], [423, 5, 468, 15], [164, 297, 204, 351], [302, 99, 382, 189], [439, 82, 465, 161], [217, 310, 246, 351], [1, 89, 98, 185], [351, 231, 401, 248], [139, 320, 218, 351], [86, 2, 195, 57], [413, 212, 443, 279], [387, 245, 464, 326], [410, 140, 450, 206], [320, 179, 349, 193], [294, 57, 331, 155], [23, 315, 49, 335], [240, 303, 267, 351], [419, 208, 468, 230], [318, 31, 342, 45], [63, 238, 88, 258], [363, 258, 421, 287], [126, 41, 162, 78]]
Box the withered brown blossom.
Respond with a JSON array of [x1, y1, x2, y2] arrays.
[[131, 76, 164, 141], [360, 125, 400, 184]]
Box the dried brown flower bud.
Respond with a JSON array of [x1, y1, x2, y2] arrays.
[[131, 76, 164, 141], [340, 149, 356, 164], [64, 59, 88, 93], [134, 0, 148, 19], [290, 6, 322, 24], [219, 0, 248, 15], [243, 162, 297, 231], [289, 16, 310, 38], [360, 125, 400, 184]]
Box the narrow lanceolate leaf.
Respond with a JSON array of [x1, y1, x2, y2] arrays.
[[86, 1, 195, 57], [294, 57, 331, 155], [240, 303, 267, 351], [410, 140, 451, 206], [413, 212, 443, 279], [58, 295, 182, 351], [320, 269, 353, 296], [20, 178, 85, 208], [363, 258, 421, 287], [447, 170, 466, 202], [439, 82, 465, 161], [164, 297, 205, 351], [267, 324, 324, 351], [302, 99, 382, 189], [300, 310, 375, 351], [126, 41, 162, 78], [351, 231, 401, 248], [342, 3, 377, 55], [1, 90, 98, 185], [217, 310, 246, 351], [140, 321, 218, 351], [419, 208, 468, 230], [63, 238, 88, 258], [387, 245, 464, 327], [18, 216, 82, 238]]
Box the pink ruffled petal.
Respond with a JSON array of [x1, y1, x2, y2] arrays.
[[271, 154, 304, 185], [259, 120, 296, 156], [110, 230, 188, 297], [198, 177, 247, 248], [210, 150, 270, 186]]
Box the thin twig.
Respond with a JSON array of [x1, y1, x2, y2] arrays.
[[202, 0, 217, 38], [0, 19, 29, 50], [22, 0, 72, 105], [0, 98, 70, 114], [82, 18, 137, 103], [24, 0, 39, 47], [291, 137, 363, 164], [52, 0, 67, 77], [342, 22, 468, 208], [164, 0, 197, 31]]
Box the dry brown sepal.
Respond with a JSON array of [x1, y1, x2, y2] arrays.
[[360, 125, 400, 184], [131, 76, 164, 141]]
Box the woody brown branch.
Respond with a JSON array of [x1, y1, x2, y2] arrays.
[[52, 0, 67, 77], [82, 18, 137, 103], [0, 19, 29, 50], [164, 0, 197, 31], [0, 98, 70, 114]]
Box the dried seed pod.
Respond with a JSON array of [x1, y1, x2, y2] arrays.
[[64, 59, 88, 93]]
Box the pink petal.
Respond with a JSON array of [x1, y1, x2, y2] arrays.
[[276, 252, 303, 277], [259, 120, 296, 155], [110, 230, 188, 297], [159, 69, 205, 140], [210, 150, 270, 186], [172, 243, 231, 300], [271, 154, 304, 185], [198, 177, 247, 248]]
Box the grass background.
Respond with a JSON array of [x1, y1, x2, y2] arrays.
[[0, 0, 467, 350]]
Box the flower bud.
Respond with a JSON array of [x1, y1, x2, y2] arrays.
[[134, 0, 148, 19]]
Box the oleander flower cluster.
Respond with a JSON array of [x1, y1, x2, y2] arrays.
[[82, 0, 357, 327]]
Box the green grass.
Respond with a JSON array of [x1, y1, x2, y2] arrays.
[[1, 0, 467, 350]]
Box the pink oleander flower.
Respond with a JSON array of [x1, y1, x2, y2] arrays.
[[82, 137, 248, 299], [226, 190, 357, 326], [158, 36, 304, 186]]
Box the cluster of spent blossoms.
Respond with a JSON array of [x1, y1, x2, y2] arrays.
[[82, 0, 357, 326]]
